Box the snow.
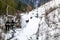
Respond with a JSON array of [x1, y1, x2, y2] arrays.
[[22, 17, 40, 37], [11, 17, 40, 40]]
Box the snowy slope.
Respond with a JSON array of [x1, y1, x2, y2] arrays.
[[11, 17, 40, 40]]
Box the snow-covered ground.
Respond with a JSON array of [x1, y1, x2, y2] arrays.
[[0, 0, 60, 40]]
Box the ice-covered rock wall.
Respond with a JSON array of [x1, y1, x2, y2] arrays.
[[20, 0, 60, 40]]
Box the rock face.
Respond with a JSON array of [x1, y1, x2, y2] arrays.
[[20, 0, 60, 40], [38, 8, 60, 40], [20, 0, 51, 7]]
